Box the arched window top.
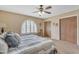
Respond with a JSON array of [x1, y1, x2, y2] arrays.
[[21, 20, 37, 34]]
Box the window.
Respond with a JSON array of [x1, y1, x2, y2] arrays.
[[21, 20, 37, 34]]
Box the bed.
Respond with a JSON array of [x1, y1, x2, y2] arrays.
[[8, 34, 54, 54]]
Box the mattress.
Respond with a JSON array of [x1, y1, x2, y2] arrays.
[[8, 35, 54, 54]]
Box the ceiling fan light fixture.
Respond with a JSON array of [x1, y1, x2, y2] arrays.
[[38, 11, 44, 16], [38, 12, 42, 16], [42, 11, 45, 14]]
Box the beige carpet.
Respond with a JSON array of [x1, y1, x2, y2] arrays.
[[52, 40, 79, 54]]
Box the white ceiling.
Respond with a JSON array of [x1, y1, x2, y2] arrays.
[[0, 5, 79, 19]]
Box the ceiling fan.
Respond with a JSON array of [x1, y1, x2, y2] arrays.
[[33, 5, 52, 16]]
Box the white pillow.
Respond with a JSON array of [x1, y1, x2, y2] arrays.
[[0, 32, 7, 39], [0, 38, 8, 54], [1, 32, 7, 39], [0, 35, 4, 39]]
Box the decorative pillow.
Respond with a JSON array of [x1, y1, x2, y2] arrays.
[[14, 33, 21, 43], [6, 32, 21, 44], [5, 34, 19, 48], [0, 38, 8, 54], [6, 32, 21, 43]]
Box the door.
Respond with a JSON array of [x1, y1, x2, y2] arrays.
[[44, 21, 51, 37], [60, 16, 77, 44]]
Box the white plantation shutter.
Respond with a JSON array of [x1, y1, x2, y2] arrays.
[[21, 20, 37, 34]]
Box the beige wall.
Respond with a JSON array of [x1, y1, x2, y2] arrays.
[[0, 10, 44, 34], [0, 9, 79, 45], [45, 9, 79, 45]]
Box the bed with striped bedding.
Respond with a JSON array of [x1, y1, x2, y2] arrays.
[[8, 34, 54, 54]]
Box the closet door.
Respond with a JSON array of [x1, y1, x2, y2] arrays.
[[60, 16, 77, 44]]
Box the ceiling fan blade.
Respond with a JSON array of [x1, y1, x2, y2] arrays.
[[45, 6, 52, 10], [32, 11, 39, 13], [44, 11, 51, 14]]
